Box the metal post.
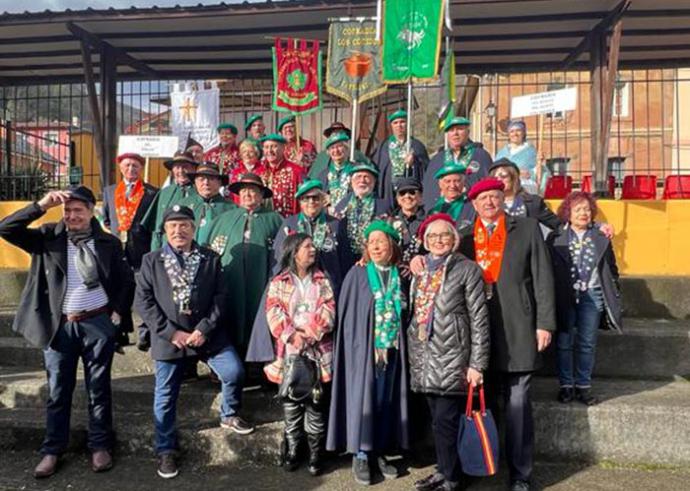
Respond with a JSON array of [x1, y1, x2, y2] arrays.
[[3, 120, 11, 175], [406, 79, 413, 150], [350, 95, 358, 162], [589, 29, 606, 196], [100, 44, 118, 191]]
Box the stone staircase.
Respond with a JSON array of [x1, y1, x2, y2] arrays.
[[0, 270, 689, 467]]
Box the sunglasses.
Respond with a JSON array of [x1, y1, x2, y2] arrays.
[[300, 195, 322, 202], [398, 189, 419, 197]]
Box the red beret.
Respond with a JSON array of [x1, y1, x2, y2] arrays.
[[417, 213, 456, 241], [116, 153, 145, 165], [467, 177, 505, 200]]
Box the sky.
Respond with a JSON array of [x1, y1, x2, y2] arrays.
[[0, 0, 249, 14]]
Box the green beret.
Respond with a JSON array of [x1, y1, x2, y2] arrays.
[[245, 114, 263, 131], [388, 109, 407, 123], [324, 132, 350, 149], [349, 161, 379, 178], [295, 179, 324, 199], [364, 219, 400, 243], [434, 162, 469, 180], [443, 116, 471, 132], [260, 133, 287, 145], [217, 122, 238, 134], [277, 115, 296, 132]]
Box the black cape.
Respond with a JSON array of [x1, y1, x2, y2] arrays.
[[373, 137, 429, 208], [326, 265, 410, 453]]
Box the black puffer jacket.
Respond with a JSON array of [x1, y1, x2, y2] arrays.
[[407, 253, 490, 396]]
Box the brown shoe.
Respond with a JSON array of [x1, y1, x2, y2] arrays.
[[34, 454, 58, 479], [91, 450, 113, 473]]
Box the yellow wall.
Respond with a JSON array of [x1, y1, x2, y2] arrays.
[[0, 200, 689, 276]]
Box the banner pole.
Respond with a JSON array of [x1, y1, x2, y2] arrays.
[[144, 156, 150, 184], [406, 79, 413, 151], [351, 96, 358, 162], [444, 36, 450, 151], [295, 113, 301, 152]]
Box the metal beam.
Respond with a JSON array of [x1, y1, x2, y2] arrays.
[[66, 22, 158, 78], [100, 43, 118, 190], [79, 40, 105, 189], [562, 0, 631, 69]]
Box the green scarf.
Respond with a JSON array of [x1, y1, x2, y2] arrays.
[[432, 195, 466, 221], [297, 211, 328, 250], [346, 194, 375, 254], [445, 141, 476, 169], [388, 136, 407, 177], [327, 161, 353, 207], [367, 261, 402, 350]]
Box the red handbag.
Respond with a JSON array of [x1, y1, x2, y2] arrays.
[[457, 384, 499, 476]]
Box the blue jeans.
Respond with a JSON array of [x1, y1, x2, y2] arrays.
[[42, 313, 116, 455], [153, 346, 245, 455], [557, 288, 604, 388]]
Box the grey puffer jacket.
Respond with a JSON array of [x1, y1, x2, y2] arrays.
[[407, 253, 490, 396]]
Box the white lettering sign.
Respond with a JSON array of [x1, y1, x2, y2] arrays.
[[118, 135, 179, 158], [511, 87, 577, 118]]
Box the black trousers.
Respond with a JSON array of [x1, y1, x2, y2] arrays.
[[486, 371, 534, 482], [426, 394, 464, 483], [283, 384, 330, 449]]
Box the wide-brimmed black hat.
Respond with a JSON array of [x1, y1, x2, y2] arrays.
[[65, 185, 96, 205], [187, 162, 229, 185], [227, 173, 273, 198], [162, 204, 195, 223], [163, 152, 199, 171], [323, 121, 352, 138]]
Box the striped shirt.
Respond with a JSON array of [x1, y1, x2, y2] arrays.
[[62, 239, 109, 314]]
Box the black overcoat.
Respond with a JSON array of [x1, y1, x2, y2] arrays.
[[521, 192, 562, 230], [547, 225, 623, 332], [0, 203, 134, 349], [326, 265, 410, 454], [102, 182, 158, 270], [458, 215, 556, 372], [134, 245, 230, 361], [373, 137, 429, 207], [422, 142, 492, 211]]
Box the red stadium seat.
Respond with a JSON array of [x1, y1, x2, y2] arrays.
[[544, 175, 573, 199], [662, 175, 690, 199], [621, 175, 657, 200], [581, 175, 615, 196]]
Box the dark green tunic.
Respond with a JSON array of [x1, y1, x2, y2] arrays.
[[141, 183, 197, 250], [205, 206, 282, 354], [177, 192, 236, 246]]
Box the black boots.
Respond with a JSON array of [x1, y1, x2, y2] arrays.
[[307, 434, 325, 476]]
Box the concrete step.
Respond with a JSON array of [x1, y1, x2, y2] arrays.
[[1, 269, 689, 319], [1, 377, 689, 467], [539, 318, 690, 380], [0, 366, 282, 424], [2, 319, 688, 380]]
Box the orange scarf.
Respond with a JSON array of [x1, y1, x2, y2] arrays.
[[114, 179, 144, 232], [474, 215, 507, 284]]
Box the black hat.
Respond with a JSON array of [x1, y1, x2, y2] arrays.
[[488, 157, 521, 174], [227, 172, 273, 198], [323, 121, 352, 138], [187, 162, 229, 185], [66, 185, 96, 205], [185, 132, 203, 151], [163, 152, 198, 171], [394, 177, 423, 194], [162, 204, 195, 223]]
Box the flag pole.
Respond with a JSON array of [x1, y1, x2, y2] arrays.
[[406, 79, 413, 151], [444, 36, 450, 151], [295, 113, 301, 152]]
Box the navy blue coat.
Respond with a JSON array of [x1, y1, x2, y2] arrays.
[[373, 137, 429, 208], [326, 265, 409, 453]]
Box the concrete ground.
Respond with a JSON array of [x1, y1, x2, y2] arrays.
[[1, 450, 688, 491]]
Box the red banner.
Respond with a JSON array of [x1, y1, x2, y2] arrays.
[[272, 38, 322, 115]]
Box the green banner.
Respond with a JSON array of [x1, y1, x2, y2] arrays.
[[326, 20, 387, 103], [382, 0, 445, 83]]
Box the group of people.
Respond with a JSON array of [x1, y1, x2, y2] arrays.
[[0, 111, 623, 491]]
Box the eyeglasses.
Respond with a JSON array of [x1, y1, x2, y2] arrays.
[[494, 172, 511, 179], [398, 189, 419, 197], [300, 195, 322, 202], [427, 232, 454, 242]]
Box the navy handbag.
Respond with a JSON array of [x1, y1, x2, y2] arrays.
[[457, 384, 499, 476]]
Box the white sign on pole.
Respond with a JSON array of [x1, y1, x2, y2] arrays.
[[170, 85, 220, 150], [118, 135, 179, 158], [511, 87, 577, 118]]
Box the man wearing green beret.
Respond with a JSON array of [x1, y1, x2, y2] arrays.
[[372, 110, 430, 207], [429, 162, 477, 227], [278, 115, 318, 171], [244, 114, 266, 148], [308, 122, 367, 181], [260, 133, 306, 217], [423, 116, 492, 210], [178, 162, 236, 246], [205, 123, 241, 174], [333, 162, 389, 264], [271, 179, 350, 292], [313, 132, 356, 212]]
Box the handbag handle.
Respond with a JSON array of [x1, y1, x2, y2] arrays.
[[465, 383, 487, 418]]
